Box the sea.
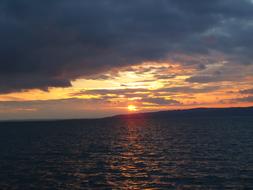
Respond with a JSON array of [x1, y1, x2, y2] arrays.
[[0, 116, 252, 189]]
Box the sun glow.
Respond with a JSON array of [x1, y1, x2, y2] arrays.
[[127, 105, 138, 111]]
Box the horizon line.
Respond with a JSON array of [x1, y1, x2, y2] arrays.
[[0, 105, 252, 123]]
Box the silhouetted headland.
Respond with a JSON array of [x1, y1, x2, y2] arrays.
[[112, 106, 253, 119]]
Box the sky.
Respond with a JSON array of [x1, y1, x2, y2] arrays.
[[0, 0, 253, 120]]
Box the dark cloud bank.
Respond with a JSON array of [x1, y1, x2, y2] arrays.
[[1, 0, 253, 93]]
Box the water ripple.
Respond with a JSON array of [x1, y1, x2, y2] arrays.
[[0, 117, 252, 189]]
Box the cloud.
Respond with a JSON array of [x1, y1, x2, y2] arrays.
[[1, 0, 253, 93], [186, 62, 253, 83], [142, 97, 180, 105], [240, 88, 253, 94], [72, 85, 220, 98], [229, 96, 253, 103], [161, 86, 220, 93], [186, 76, 223, 83]]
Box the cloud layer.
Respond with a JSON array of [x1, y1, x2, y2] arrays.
[[1, 0, 253, 93]]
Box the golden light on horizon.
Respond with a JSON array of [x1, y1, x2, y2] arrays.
[[0, 61, 253, 120], [127, 105, 138, 112]]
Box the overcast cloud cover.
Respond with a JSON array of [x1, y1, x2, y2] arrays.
[[1, 0, 253, 93]]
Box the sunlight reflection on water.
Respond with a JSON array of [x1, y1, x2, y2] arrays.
[[0, 116, 253, 189]]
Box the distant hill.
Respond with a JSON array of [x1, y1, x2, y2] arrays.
[[113, 107, 253, 119]]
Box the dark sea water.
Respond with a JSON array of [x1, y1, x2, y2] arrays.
[[0, 116, 253, 190]]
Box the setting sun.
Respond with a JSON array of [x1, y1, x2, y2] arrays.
[[127, 105, 138, 111]]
